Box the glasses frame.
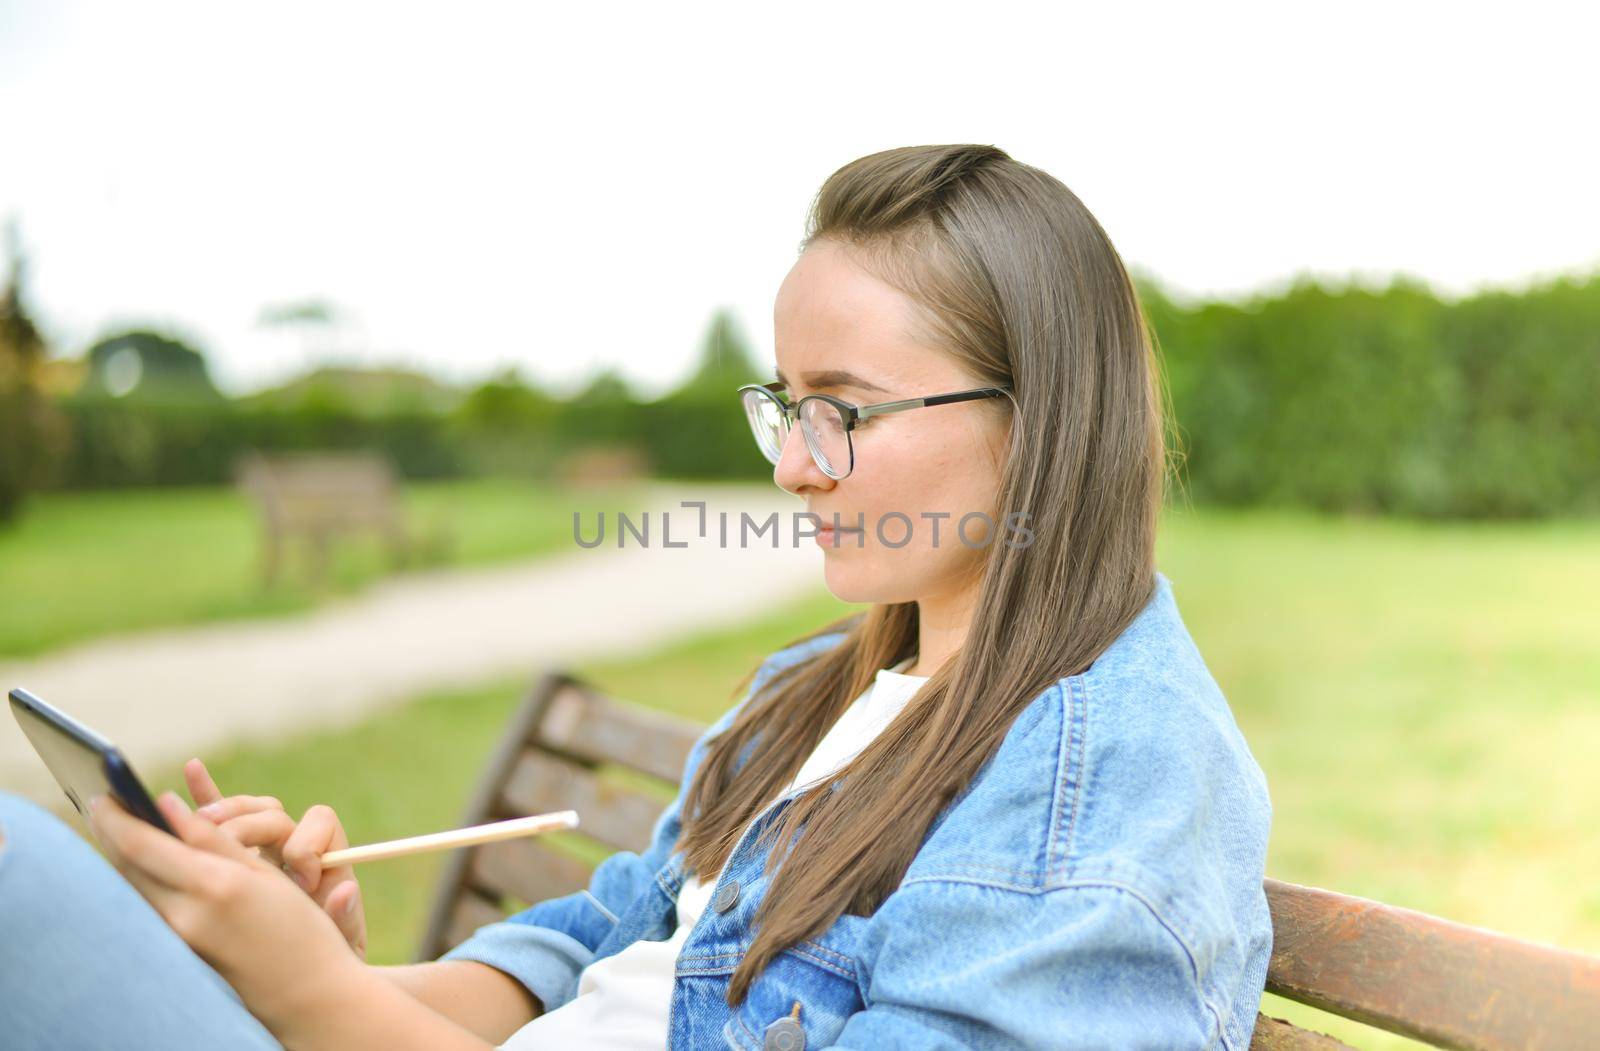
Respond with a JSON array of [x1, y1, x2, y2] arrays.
[[736, 379, 1012, 479]]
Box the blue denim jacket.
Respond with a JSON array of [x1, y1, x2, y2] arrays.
[[443, 571, 1274, 1049]]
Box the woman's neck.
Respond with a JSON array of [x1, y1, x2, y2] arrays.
[[908, 581, 979, 678]]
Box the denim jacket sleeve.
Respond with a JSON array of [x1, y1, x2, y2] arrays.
[[829, 877, 1220, 1050], [438, 632, 847, 1013]]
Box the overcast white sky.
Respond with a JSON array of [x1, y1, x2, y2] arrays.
[[3, 1, 1596, 397]]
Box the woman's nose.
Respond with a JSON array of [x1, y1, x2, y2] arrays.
[[774, 423, 834, 495]]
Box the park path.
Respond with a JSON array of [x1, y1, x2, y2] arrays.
[[1, 484, 827, 806]]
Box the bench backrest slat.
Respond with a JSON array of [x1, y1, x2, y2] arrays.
[[470, 836, 597, 912], [500, 750, 670, 855], [536, 687, 704, 784], [1265, 878, 1600, 1050]]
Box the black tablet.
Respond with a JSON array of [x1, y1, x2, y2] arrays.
[[8, 687, 175, 834]]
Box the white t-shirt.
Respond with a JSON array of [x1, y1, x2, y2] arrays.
[[498, 656, 929, 1049]]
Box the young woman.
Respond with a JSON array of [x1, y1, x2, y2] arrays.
[[0, 144, 1273, 1049]]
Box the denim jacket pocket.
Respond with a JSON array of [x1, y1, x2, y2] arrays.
[[722, 911, 871, 1050]]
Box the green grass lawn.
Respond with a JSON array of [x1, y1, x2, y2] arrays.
[[1156, 505, 1600, 1047], [0, 478, 658, 657], [112, 505, 1599, 1048]]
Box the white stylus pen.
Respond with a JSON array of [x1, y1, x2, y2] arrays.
[[318, 809, 580, 867]]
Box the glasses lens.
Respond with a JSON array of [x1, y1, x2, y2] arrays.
[[800, 398, 851, 478], [740, 388, 787, 464]]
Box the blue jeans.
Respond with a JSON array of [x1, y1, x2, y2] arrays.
[[0, 790, 285, 1050]]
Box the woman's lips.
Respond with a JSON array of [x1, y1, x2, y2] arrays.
[[814, 525, 863, 546]]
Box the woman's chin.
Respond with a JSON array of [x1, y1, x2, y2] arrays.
[[822, 562, 873, 605], [822, 561, 902, 606]]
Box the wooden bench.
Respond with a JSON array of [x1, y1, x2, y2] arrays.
[[420, 671, 1600, 1050], [234, 451, 443, 587]]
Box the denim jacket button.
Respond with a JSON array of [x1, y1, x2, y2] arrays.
[[762, 1016, 805, 1050], [711, 879, 741, 913]]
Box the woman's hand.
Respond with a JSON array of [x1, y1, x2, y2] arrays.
[[183, 757, 368, 959], [85, 789, 368, 1039]]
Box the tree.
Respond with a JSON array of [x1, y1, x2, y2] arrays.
[[675, 308, 761, 395], [0, 219, 69, 524], [637, 309, 768, 478], [79, 329, 224, 403]]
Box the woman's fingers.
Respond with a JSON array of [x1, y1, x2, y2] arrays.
[[282, 804, 347, 894], [88, 792, 354, 993], [138, 789, 371, 958], [88, 793, 228, 893], [184, 758, 225, 808], [160, 791, 268, 868], [88, 797, 193, 924], [219, 809, 297, 845], [323, 881, 368, 960], [278, 804, 368, 956], [195, 794, 286, 824], [218, 810, 299, 862], [183, 758, 288, 832]]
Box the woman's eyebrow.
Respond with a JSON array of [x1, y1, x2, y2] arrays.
[[772, 367, 891, 395]]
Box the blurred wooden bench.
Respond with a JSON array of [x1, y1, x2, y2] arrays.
[[420, 671, 1600, 1050], [234, 450, 443, 587]]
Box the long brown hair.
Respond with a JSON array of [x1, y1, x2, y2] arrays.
[[675, 144, 1179, 1006]]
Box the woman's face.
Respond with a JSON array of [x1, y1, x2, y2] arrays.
[[771, 239, 1011, 606]]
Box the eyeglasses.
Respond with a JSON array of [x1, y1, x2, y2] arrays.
[[736, 380, 1012, 480]]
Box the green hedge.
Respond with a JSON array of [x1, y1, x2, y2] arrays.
[[58, 401, 465, 487], [1151, 273, 1600, 518], [43, 271, 1600, 519], [51, 392, 773, 490]]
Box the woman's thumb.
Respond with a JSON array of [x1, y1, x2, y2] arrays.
[[325, 880, 367, 959]]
